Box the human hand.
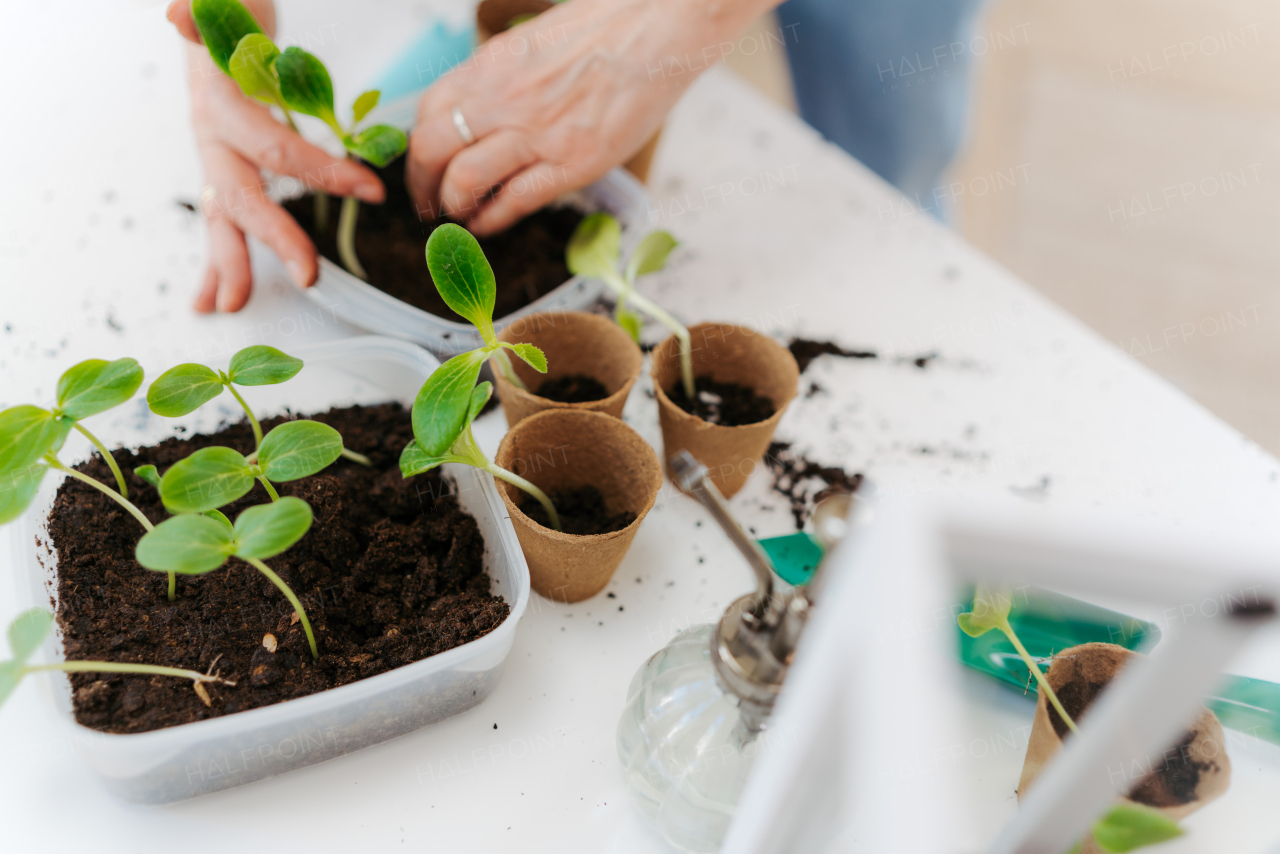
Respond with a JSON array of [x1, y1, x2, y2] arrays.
[[167, 0, 385, 313], [407, 0, 773, 236]]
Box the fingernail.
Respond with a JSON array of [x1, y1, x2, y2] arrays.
[[286, 260, 309, 288]]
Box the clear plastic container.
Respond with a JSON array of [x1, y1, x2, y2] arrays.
[[300, 167, 651, 357], [12, 336, 530, 804]]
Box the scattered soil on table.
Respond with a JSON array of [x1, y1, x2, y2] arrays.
[[668, 377, 775, 426], [520, 486, 635, 535], [1048, 658, 1215, 808], [47, 403, 508, 735], [764, 441, 864, 529], [537, 374, 609, 403], [282, 157, 584, 323], [788, 338, 878, 373]]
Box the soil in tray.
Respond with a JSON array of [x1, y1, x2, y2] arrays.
[[520, 486, 635, 535], [47, 403, 508, 734], [668, 377, 775, 426], [537, 374, 609, 403], [282, 157, 584, 323], [1047, 663, 1218, 808]]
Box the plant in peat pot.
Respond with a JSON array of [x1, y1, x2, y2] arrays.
[[0, 609, 235, 712], [190, 0, 407, 278], [958, 586, 1218, 853]]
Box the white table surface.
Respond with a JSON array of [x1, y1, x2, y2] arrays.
[[4, 3, 1280, 852]]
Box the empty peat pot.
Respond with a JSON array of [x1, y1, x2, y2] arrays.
[[652, 322, 799, 498], [1018, 642, 1230, 853], [494, 311, 643, 428], [495, 408, 662, 602]]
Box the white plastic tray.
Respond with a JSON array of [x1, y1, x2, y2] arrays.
[[13, 336, 530, 804]]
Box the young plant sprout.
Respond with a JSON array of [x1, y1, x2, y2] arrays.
[[191, 0, 409, 278], [147, 344, 369, 465], [565, 213, 691, 398], [401, 381, 561, 531], [136, 496, 320, 659], [0, 608, 234, 712], [1072, 803, 1183, 854]]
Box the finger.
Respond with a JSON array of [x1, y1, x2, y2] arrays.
[[202, 143, 318, 291], [439, 130, 538, 219], [405, 84, 472, 219], [166, 1, 202, 45], [205, 216, 253, 312], [193, 264, 219, 313], [212, 92, 385, 203], [469, 162, 576, 236]]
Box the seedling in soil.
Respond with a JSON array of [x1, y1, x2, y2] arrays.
[[147, 344, 368, 464], [959, 587, 1184, 853], [565, 213, 691, 398], [136, 496, 321, 659], [402, 381, 561, 531], [0, 608, 234, 712], [191, 0, 409, 278]]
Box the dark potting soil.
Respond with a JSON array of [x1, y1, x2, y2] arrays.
[[282, 156, 584, 324], [764, 442, 864, 530], [668, 377, 775, 426], [1047, 668, 1216, 808], [537, 374, 609, 403], [521, 486, 636, 535], [788, 338, 878, 373], [46, 403, 508, 735]]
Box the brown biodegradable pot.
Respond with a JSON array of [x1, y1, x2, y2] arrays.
[[1018, 643, 1230, 853], [494, 311, 643, 428], [495, 409, 662, 602], [474, 0, 663, 183], [652, 322, 800, 498]]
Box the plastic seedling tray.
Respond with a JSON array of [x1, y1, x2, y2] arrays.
[[12, 336, 530, 804]]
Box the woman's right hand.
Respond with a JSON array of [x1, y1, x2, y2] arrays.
[[167, 0, 386, 313]]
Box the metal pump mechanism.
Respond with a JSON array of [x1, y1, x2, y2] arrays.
[[668, 452, 852, 729]]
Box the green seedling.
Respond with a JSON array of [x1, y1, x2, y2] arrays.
[[1068, 803, 1184, 853], [1, 608, 234, 712], [192, 0, 409, 279], [0, 357, 143, 498], [401, 381, 561, 530], [136, 496, 320, 659], [565, 213, 691, 398]]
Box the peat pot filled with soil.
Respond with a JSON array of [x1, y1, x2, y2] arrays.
[[286, 159, 648, 356], [11, 338, 530, 804], [1018, 642, 1231, 853], [494, 311, 644, 427], [495, 409, 662, 602], [652, 322, 800, 498]]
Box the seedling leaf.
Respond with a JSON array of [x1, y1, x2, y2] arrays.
[[206, 508, 234, 529], [227, 345, 303, 386], [228, 33, 281, 102], [399, 442, 454, 478], [232, 496, 312, 559], [0, 406, 68, 472], [616, 308, 643, 342], [276, 46, 338, 128], [148, 364, 225, 416], [160, 446, 254, 513], [566, 212, 621, 280], [56, 358, 144, 420], [411, 350, 488, 457], [136, 514, 235, 574], [191, 0, 264, 75], [957, 584, 1013, 637], [425, 224, 497, 344], [624, 230, 677, 283], [351, 89, 380, 123], [1091, 803, 1183, 852], [135, 465, 161, 489], [345, 124, 408, 167], [508, 343, 547, 373], [0, 660, 21, 709], [467, 382, 494, 425], [0, 463, 47, 525], [8, 608, 53, 662], [258, 420, 343, 481]]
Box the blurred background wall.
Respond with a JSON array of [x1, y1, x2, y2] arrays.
[[726, 2, 1280, 455]]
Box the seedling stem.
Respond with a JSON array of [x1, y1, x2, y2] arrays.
[[485, 462, 560, 530], [245, 557, 318, 658], [337, 192, 366, 280], [70, 422, 129, 498], [226, 383, 264, 448]]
